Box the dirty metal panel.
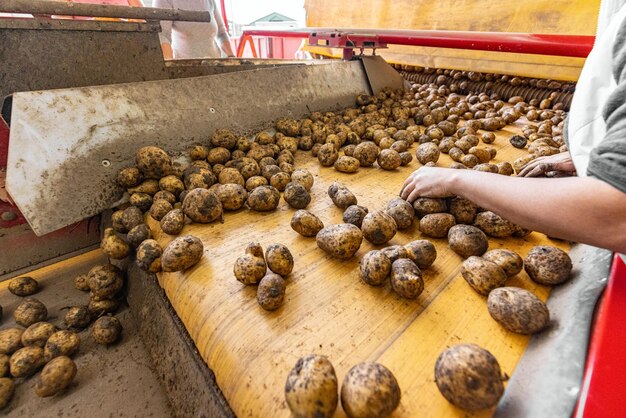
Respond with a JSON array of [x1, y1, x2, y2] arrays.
[[361, 55, 408, 94], [6, 61, 370, 236]]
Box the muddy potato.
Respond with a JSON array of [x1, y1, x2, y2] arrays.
[[524, 246, 572, 285], [184, 167, 217, 190], [291, 210, 324, 237], [265, 244, 294, 277], [353, 142, 380, 167], [44, 330, 80, 361], [14, 298, 47, 328], [0, 329, 24, 355], [483, 249, 523, 278], [513, 155, 536, 174], [127, 223, 152, 247], [234, 243, 267, 285], [217, 167, 244, 187], [285, 355, 338, 418], [256, 273, 286, 311], [419, 213, 456, 238], [291, 169, 314, 191], [35, 356, 77, 398], [88, 264, 123, 299], [158, 208, 184, 235], [8, 277, 39, 297], [335, 156, 360, 173], [461, 256, 508, 295], [121, 206, 144, 231], [136, 239, 162, 273], [64, 306, 91, 330], [381, 245, 409, 263], [158, 175, 184, 197], [10, 346, 45, 377], [21, 322, 56, 348], [469, 147, 491, 164], [341, 362, 401, 418], [496, 161, 514, 176], [283, 183, 311, 209], [488, 287, 549, 334], [328, 182, 357, 209], [474, 211, 518, 238], [0, 356, 7, 377], [460, 154, 479, 168], [434, 343, 504, 411], [0, 378, 13, 409], [377, 149, 402, 170], [361, 211, 397, 245], [245, 175, 268, 192], [149, 199, 172, 221], [91, 316, 123, 346], [88, 298, 119, 318], [213, 184, 248, 211], [416, 142, 440, 165], [343, 205, 368, 228], [129, 193, 153, 212], [360, 250, 392, 286], [189, 144, 208, 160], [448, 196, 478, 224], [399, 151, 413, 166], [318, 143, 339, 167], [412, 197, 447, 218], [448, 225, 488, 258], [135, 146, 171, 179], [316, 224, 363, 259], [128, 178, 160, 195], [270, 172, 291, 191], [182, 188, 223, 223], [404, 240, 437, 269], [246, 185, 281, 211], [211, 128, 237, 150], [73, 274, 90, 292], [481, 132, 496, 144], [382, 199, 412, 231], [391, 259, 424, 299], [117, 167, 142, 188], [161, 235, 204, 272], [101, 228, 130, 260]]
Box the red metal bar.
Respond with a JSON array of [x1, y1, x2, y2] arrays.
[[240, 28, 595, 58], [219, 0, 228, 34]]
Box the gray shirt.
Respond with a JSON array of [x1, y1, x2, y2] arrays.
[[153, 0, 229, 59]]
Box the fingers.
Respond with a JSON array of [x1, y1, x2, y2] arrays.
[[517, 158, 547, 177], [406, 187, 421, 203]]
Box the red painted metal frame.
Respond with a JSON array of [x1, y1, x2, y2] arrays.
[[238, 28, 595, 58]]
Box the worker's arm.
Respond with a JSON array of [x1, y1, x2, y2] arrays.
[[212, 0, 235, 57], [153, 0, 174, 60], [400, 168, 626, 253]]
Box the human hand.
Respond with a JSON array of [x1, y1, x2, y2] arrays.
[[517, 152, 576, 177], [400, 167, 457, 203]]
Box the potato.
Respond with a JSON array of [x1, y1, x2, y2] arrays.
[[390, 259, 424, 299], [474, 211, 518, 237], [448, 225, 488, 258], [469, 147, 491, 164], [284, 183, 311, 209], [0, 329, 24, 355], [399, 151, 413, 166], [88, 298, 119, 318], [291, 210, 324, 237], [245, 175, 268, 192], [213, 184, 248, 211], [64, 306, 91, 330], [135, 146, 171, 179], [524, 246, 572, 285], [182, 188, 223, 223], [360, 250, 392, 286], [473, 163, 498, 173], [129, 193, 153, 212], [353, 142, 380, 167], [156, 209, 183, 236], [381, 245, 409, 263], [0, 356, 7, 377], [117, 166, 142, 188], [14, 298, 47, 328], [434, 343, 504, 410], [419, 213, 456, 238], [35, 356, 77, 397], [8, 276, 39, 297], [0, 378, 13, 409], [270, 172, 291, 191], [334, 156, 360, 173], [343, 205, 368, 228], [189, 144, 208, 160], [416, 142, 440, 164], [328, 182, 357, 209], [488, 287, 549, 334], [377, 149, 401, 170], [92, 316, 122, 345], [483, 249, 523, 278], [211, 128, 237, 149], [22, 322, 56, 348], [128, 179, 159, 195], [149, 199, 172, 221], [9, 346, 45, 377], [404, 240, 437, 269], [161, 235, 204, 272], [316, 224, 363, 259], [262, 164, 281, 181], [460, 154, 479, 168], [100, 228, 130, 260], [318, 143, 339, 166], [184, 167, 217, 190], [246, 185, 281, 212], [385, 198, 415, 230], [265, 244, 294, 277], [341, 362, 400, 418], [158, 175, 184, 197], [361, 211, 397, 245], [234, 243, 267, 285], [448, 196, 478, 224], [127, 223, 152, 247], [136, 239, 162, 273], [291, 169, 314, 191], [256, 273, 286, 311], [88, 264, 123, 299], [461, 256, 507, 295], [44, 330, 80, 361], [285, 355, 338, 418], [412, 197, 447, 218]]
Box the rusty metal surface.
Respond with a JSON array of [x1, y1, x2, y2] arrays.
[[127, 261, 235, 418], [1, 0, 211, 22], [6, 61, 370, 235], [495, 244, 610, 418]]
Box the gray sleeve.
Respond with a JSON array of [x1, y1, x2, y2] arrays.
[[153, 0, 174, 44], [212, 0, 229, 44], [587, 18, 626, 193]]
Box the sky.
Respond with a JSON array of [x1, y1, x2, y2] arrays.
[[224, 0, 305, 25]]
